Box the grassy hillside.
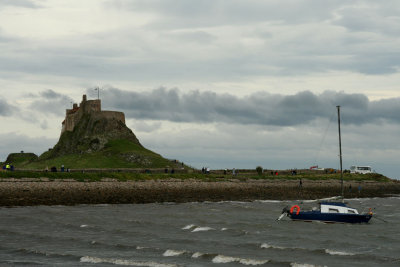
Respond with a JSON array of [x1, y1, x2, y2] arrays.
[[4, 153, 38, 166], [18, 139, 176, 169]]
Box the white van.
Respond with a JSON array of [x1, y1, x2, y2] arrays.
[[350, 166, 372, 174]]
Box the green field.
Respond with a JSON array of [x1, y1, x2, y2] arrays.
[[3, 139, 179, 170]]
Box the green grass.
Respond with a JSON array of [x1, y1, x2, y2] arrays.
[[17, 139, 175, 169], [0, 171, 220, 182], [4, 153, 38, 166]]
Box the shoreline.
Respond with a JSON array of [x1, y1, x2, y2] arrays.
[[1, 179, 400, 206]]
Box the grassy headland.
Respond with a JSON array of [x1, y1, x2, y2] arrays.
[[4, 139, 182, 170]]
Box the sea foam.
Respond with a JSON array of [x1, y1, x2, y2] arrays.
[[212, 255, 268, 265], [191, 252, 204, 258], [260, 243, 286, 250], [80, 256, 177, 267], [191, 226, 215, 232], [291, 263, 326, 267], [182, 224, 196, 230], [239, 258, 269, 265], [212, 255, 240, 263], [325, 249, 355, 256], [163, 249, 186, 257]]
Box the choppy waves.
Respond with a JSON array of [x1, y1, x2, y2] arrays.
[[1, 199, 400, 266]]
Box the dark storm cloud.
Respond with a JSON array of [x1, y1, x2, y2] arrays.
[[29, 89, 74, 116], [0, 98, 17, 116], [99, 88, 400, 126]]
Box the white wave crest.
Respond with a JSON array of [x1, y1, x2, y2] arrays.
[[81, 256, 103, 264], [80, 224, 89, 228], [191, 252, 203, 258], [291, 263, 325, 267], [301, 200, 318, 203], [325, 249, 355, 256], [212, 255, 268, 265], [257, 200, 285, 203], [163, 249, 186, 257], [182, 224, 196, 230], [191, 226, 215, 232], [260, 243, 286, 250], [212, 255, 239, 263], [239, 259, 269, 265], [80, 256, 177, 267]]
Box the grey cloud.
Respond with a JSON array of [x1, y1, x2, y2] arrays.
[[0, 133, 56, 162], [40, 120, 48, 130], [1, 1, 399, 81], [369, 98, 400, 123], [0, 29, 16, 43], [166, 31, 216, 44], [107, 0, 340, 28], [40, 89, 67, 99], [0, 0, 40, 9], [29, 90, 74, 116], [130, 120, 162, 133], [98, 87, 399, 126], [333, 5, 400, 36], [0, 98, 17, 116]]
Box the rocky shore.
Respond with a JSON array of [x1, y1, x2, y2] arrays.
[[1, 178, 400, 206]]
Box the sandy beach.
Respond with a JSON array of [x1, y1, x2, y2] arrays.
[[1, 178, 399, 206]]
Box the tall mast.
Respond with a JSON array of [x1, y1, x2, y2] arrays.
[[337, 105, 344, 201]]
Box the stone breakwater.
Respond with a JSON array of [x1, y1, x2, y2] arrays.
[[1, 179, 400, 206]]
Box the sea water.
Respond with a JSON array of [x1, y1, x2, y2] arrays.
[[0, 198, 399, 267]]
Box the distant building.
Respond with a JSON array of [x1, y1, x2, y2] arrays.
[[61, 94, 125, 134], [350, 166, 373, 174]]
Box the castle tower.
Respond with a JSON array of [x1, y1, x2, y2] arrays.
[[61, 94, 125, 134]]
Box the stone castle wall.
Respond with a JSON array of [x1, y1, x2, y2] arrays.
[[61, 95, 125, 134], [101, 111, 125, 124]]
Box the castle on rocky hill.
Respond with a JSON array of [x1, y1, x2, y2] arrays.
[[61, 94, 125, 134]]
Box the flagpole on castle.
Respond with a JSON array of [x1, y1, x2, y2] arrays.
[[94, 87, 100, 99]]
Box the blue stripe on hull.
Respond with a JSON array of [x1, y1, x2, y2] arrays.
[[290, 211, 372, 223]]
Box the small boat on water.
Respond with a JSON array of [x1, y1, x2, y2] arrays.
[[279, 202, 373, 223], [278, 106, 373, 224]]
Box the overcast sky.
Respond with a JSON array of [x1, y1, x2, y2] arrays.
[[1, 0, 399, 179]]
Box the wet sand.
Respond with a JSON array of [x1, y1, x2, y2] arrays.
[[1, 178, 399, 206]]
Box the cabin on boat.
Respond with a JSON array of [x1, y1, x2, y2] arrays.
[[320, 202, 359, 214]]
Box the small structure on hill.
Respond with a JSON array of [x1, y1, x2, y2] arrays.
[[61, 94, 125, 134]]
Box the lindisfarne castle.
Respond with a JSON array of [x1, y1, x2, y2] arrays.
[[61, 94, 125, 134]]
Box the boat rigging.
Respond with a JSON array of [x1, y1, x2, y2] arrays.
[[277, 106, 373, 224]]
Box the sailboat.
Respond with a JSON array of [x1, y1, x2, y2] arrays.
[[278, 106, 373, 223]]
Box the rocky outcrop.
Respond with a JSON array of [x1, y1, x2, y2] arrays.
[[44, 112, 142, 158]]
